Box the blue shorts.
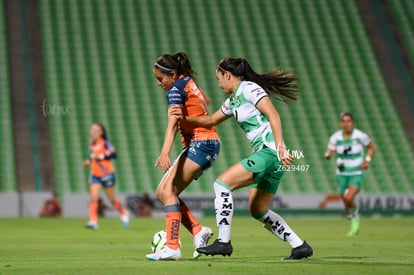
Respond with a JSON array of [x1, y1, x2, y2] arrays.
[[89, 173, 116, 188], [178, 140, 220, 179]]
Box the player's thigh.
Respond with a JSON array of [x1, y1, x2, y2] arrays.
[[156, 162, 180, 199], [155, 155, 200, 200], [89, 183, 102, 201], [336, 175, 349, 195], [104, 187, 116, 202], [218, 162, 255, 190], [344, 185, 360, 202], [248, 188, 274, 216], [348, 174, 364, 190], [172, 155, 203, 195], [226, 148, 281, 191]]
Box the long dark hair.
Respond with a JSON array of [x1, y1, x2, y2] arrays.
[[217, 57, 299, 103], [95, 123, 108, 140], [154, 52, 196, 78]]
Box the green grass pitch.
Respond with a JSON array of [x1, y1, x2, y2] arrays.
[[0, 216, 413, 274]]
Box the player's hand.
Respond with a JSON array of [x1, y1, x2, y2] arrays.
[[277, 147, 294, 168], [168, 105, 183, 121], [362, 160, 369, 170], [155, 154, 171, 173], [82, 159, 90, 168]]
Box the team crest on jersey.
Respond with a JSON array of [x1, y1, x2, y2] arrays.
[[232, 96, 241, 107]]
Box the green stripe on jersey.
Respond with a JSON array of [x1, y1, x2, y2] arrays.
[[336, 138, 362, 146], [341, 165, 362, 172], [337, 153, 363, 159]]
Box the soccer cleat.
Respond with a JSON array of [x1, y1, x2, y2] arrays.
[[146, 246, 181, 261], [85, 222, 98, 230], [347, 219, 360, 236], [193, 226, 213, 259], [283, 241, 313, 260], [121, 211, 130, 228], [196, 239, 233, 257]]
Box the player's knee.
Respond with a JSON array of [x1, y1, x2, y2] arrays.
[[155, 187, 173, 203], [155, 187, 163, 200], [342, 195, 353, 206], [249, 205, 267, 219]]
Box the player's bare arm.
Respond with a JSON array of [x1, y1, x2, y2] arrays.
[[256, 96, 293, 167]]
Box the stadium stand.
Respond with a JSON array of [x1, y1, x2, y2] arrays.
[[0, 0, 17, 192], [39, 0, 414, 195], [389, 0, 414, 64]]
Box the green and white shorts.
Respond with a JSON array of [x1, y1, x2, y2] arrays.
[[240, 148, 284, 194], [336, 174, 364, 194]]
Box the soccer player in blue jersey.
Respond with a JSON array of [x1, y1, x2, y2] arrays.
[[325, 112, 375, 236]]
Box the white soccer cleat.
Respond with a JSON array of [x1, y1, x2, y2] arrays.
[[121, 211, 130, 228], [85, 221, 98, 230], [193, 226, 213, 259], [146, 246, 181, 261]]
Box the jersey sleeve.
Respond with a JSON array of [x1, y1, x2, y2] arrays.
[[221, 98, 233, 116], [166, 86, 186, 106], [360, 132, 371, 146], [104, 140, 117, 159], [244, 83, 267, 106]]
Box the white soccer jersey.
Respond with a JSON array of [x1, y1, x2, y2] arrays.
[[221, 81, 276, 152], [327, 128, 371, 175]]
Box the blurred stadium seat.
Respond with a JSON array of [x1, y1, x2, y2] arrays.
[[390, 0, 414, 64], [0, 0, 17, 192], [32, 0, 414, 194]]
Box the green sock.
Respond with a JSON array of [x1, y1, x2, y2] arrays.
[[347, 219, 360, 236]]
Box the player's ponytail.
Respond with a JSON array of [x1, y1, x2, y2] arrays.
[[154, 52, 196, 78], [174, 52, 196, 78], [217, 57, 299, 103]]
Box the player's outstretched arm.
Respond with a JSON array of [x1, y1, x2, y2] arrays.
[[169, 106, 230, 127]]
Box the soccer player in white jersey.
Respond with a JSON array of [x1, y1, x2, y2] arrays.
[[325, 112, 375, 236], [170, 57, 313, 260]]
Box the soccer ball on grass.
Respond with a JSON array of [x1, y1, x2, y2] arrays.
[[151, 230, 181, 253]]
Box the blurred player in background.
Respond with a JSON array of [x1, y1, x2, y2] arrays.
[[171, 57, 313, 260], [136, 193, 154, 217], [146, 52, 220, 261], [39, 190, 61, 217], [82, 123, 129, 230], [325, 112, 375, 236]]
